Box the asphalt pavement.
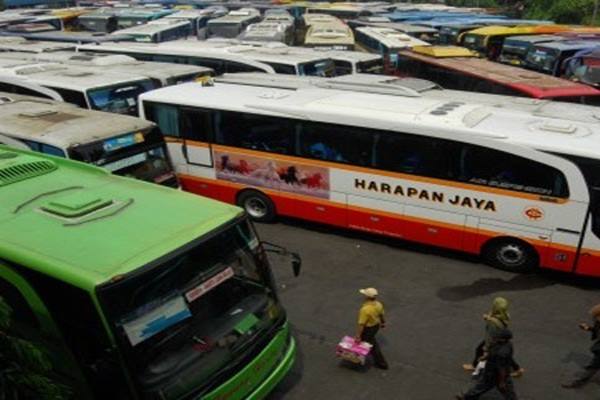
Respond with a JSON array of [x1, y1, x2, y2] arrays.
[[258, 217, 600, 400]]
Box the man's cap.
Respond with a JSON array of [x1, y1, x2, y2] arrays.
[[359, 288, 378, 297]]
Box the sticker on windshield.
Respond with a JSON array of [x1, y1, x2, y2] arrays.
[[122, 296, 192, 346], [185, 267, 234, 303], [103, 132, 145, 152]]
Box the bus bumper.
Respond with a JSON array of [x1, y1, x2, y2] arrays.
[[246, 336, 296, 400]]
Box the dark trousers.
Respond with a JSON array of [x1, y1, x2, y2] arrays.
[[472, 341, 521, 371], [463, 373, 518, 400], [569, 352, 600, 386], [361, 324, 388, 368]]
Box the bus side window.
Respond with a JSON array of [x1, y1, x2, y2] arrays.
[[180, 107, 213, 142], [40, 144, 66, 157], [0, 277, 40, 339], [47, 86, 88, 109], [215, 111, 295, 155], [459, 144, 569, 197], [298, 121, 374, 166], [144, 102, 180, 138], [375, 132, 449, 178], [225, 61, 265, 74]]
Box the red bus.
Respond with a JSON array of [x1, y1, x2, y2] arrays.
[[391, 46, 600, 104]]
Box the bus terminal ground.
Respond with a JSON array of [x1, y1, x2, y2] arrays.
[[261, 217, 600, 400]]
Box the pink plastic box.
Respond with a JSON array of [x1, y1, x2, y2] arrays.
[[336, 335, 372, 365]]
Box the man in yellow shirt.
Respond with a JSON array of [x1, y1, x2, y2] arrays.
[[355, 287, 389, 370]]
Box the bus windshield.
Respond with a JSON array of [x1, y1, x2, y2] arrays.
[[208, 22, 242, 38], [299, 59, 336, 77], [463, 34, 485, 53], [357, 59, 384, 74], [526, 48, 559, 73], [99, 220, 282, 400], [68, 127, 177, 186], [87, 80, 156, 116]]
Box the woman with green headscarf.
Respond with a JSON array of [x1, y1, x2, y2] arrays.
[[462, 297, 525, 377]]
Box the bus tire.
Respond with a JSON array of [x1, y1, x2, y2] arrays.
[[237, 190, 276, 223], [482, 238, 539, 273]]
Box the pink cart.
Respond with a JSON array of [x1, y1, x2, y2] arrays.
[[336, 335, 373, 365]]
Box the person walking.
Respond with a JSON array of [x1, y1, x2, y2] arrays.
[[462, 297, 525, 378], [355, 287, 389, 370], [456, 328, 519, 400], [562, 304, 600, 389]]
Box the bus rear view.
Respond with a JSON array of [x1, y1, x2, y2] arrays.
[[0, 145, 299, 399]]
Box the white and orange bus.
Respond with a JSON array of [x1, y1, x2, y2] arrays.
[[139, 81, 600, 277]]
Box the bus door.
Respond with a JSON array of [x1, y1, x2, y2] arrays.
[[572, 188, 600, 276], [0, 263, 90, 398]]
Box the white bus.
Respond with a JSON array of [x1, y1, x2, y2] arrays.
[[111, 18, 192, 43], [79, 40, 338, 76], [304, 47, 383, 74], [0, 91, 178, 186], [355, 26, 430, 56], [0, 59, 156, 115], [238, 22, 295, 46], [207, 8, 261, 39], [0, 50, 213, 87], [163, 8, 227, 38], [139, 80, 600, 278], [78, 40, 276, 74], [304, 21, 355, 51]]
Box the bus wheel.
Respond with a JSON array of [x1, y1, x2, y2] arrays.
[[237, 190, 276, 222], [482, 238, 538, 273]]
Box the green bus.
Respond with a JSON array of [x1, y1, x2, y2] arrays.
[[0, 145, 300, 400]]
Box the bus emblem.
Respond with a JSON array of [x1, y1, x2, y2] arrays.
[[524, 207, 544, 221]]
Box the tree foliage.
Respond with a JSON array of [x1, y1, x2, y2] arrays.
[[0, 297, 72, 400]]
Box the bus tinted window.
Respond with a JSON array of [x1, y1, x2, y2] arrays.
[[264, 62, 297, 75], [47, 86, 88, 108], [333, 60, 353, 75], [299, 121, 373, 166], [180, 107, 212, 142], [224, 61, 265, 74], [216, 111, 295, 155], [459, 144, 568, 198], [0, 277, 39, 333], [376, 132, 449, 178], [144, 102, 180, 137], [0, 82, 55, 100]]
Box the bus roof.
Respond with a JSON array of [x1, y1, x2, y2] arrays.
[[0, 145, 241, 290], [463, 24, 595, 38], [503, 34, 565, 45], [411, 45, 476, 57], [111, 18, 191, 36], [401, 49, 600, 99], [534, 39, 600, 52], [0, 92, 154, 148], [0, 36, 76, 52], [0, 60, 151, 91], [356, 26, 430, 49], [139, 81, 600, 164], [208, 8, 260, 24]]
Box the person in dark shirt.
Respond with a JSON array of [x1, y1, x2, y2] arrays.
[[562, 304, 600, 389], [456, 328, 518, 400]]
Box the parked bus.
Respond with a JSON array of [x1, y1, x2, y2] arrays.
[[437, 23, 484, 45], [111, 18, 192, 43], [207, 8, 261, 38], [79, 40, 338, 76], [355, 26, 429, 57], [310, 47, 383, 74], [0, 50, 213, 87], [115, 8, 175, 29], [348, 16, 438, 42], [525, 40, 600, 76], [305, 3, 371, 20], [238, 22, 295, 46], [0, 60, 156, 115], [498, 34, 563, 66], [163, 7, 227, 38], [0, 144, 300, 399], [563, 47, 600, 86], [394, 46, 600, 103], [0, 92, 178, 186], [459, 25, 600, 60], [304, 21, 354, 50], [139, 79, 600, 277], [78, 8, 119, 33]]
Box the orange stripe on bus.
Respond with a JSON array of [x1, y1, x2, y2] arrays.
[[177, 141, 568, 204]]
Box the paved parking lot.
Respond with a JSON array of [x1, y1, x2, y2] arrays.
[[259, 218, 600, 400]]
